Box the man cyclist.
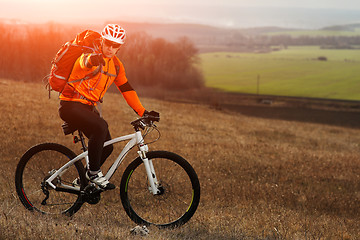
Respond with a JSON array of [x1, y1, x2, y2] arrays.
[[59, 24, 159, 190]]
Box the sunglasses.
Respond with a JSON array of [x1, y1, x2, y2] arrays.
[[103, 39, 121, 48]]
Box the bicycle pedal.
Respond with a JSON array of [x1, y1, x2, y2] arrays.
[[86, 183, 103, 192]]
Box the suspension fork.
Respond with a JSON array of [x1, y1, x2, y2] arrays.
[[138, 144, 160, 195]]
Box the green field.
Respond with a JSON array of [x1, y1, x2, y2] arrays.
[[199, 46, 360, 100]]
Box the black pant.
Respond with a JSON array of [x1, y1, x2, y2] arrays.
[[59, 101, 113, 172]]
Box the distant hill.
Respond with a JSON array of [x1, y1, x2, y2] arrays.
[[2, 18, 360, 52], [116, 22, 245, 52], [118, 21, 360, 52], [117, 22, 301, 52], [321, 23, 360, 32], [120, 21, 240, 40]]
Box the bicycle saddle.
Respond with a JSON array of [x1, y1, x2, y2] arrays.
[[61, 122, 77, 135]]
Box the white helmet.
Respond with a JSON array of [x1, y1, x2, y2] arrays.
[[101, 24, 126, 44]]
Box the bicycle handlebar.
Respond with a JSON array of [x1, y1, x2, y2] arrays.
[[143, 113, 160, 122], [131, 115, 160, 131]]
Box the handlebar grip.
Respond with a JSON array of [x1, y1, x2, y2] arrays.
[[143, 111, 160, 122], [148, 115, 160, 122]]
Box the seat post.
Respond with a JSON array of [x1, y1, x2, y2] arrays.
[[77, 130, 88, 152]]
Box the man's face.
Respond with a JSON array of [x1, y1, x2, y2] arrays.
[[102, 38, 121, 58]]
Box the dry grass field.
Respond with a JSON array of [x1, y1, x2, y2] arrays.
[[1, 79, 360, 239]]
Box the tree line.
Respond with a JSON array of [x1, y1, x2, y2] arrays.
[[0, 23, 204, 90], [223, 32, 360, 52]]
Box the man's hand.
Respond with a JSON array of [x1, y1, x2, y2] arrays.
[[143, 110, 160, 121], [88, 53, 105, 67]]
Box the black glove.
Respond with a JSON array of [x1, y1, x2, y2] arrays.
[[143, 110, 160, 121], [89, 53, 105, 67]]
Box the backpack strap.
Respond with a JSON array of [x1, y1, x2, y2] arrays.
[[112, 57, 121, 77], [67, 65, 102, 85], [98, 57, 120, 77], [100, 69, 117, 77], [115, 64, 120, 76]]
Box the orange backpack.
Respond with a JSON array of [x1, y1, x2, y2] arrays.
[[48, 30, 101, 92]]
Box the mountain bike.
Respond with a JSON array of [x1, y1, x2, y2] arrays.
[[15, 115, 200, 228]]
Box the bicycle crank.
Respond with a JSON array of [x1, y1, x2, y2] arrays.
[[82, 184, 102, 205]]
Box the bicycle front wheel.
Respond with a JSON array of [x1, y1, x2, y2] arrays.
[[15, 143, 86, 215], [120, 151, 200, 228]]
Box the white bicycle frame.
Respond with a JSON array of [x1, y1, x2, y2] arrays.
[[45, 130, 161, 195]]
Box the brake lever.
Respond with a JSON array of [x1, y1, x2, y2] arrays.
[[139, 120, 146, 130]]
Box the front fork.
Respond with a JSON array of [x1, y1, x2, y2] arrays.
[[138, 144, 161, 195]]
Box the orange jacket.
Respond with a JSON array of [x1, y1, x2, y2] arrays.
[[60, 53, 145, 116]]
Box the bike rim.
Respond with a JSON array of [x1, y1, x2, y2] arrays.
[[125, 157, 197, 226]]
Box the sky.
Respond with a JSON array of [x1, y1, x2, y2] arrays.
[[1, 0, 360, 28]]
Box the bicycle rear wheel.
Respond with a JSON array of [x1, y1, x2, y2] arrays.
[[15, 143, 86, 215], [120, 151, 200, 228]]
